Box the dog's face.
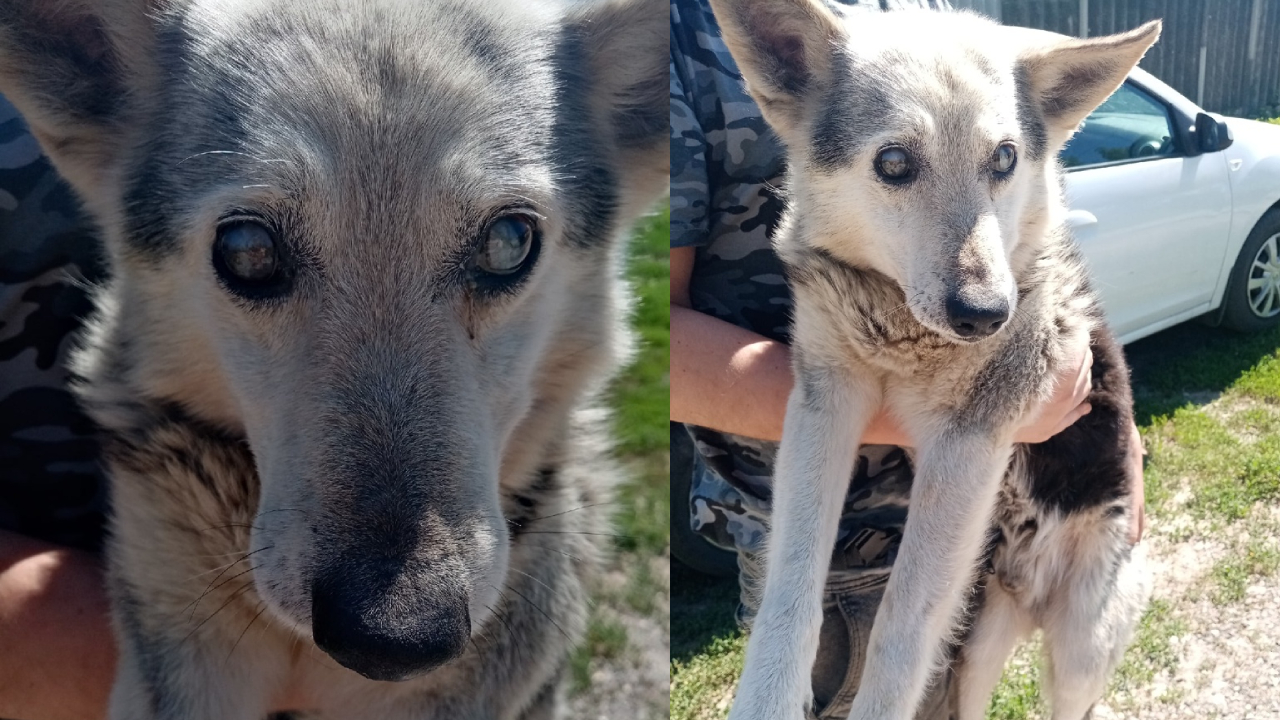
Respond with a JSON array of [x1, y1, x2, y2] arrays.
[[709, 0, 1158, 342], [0, 0, 664, 681]]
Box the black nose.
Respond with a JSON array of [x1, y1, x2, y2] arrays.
[[945, 294, 1010, 339], [311, 577, 470, 681]]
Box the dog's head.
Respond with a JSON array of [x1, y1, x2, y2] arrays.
[[709, 0, 1157, 342], [0, 0, 665, 681]]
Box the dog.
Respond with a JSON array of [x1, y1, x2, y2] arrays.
[[0, 0, 665, 717], [705, 2, 1157, 719]]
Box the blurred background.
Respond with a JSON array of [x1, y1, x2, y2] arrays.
[[567, 207, 670, 720]]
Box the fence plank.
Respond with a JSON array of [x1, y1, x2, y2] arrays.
[[950, 0, 1280, 116]]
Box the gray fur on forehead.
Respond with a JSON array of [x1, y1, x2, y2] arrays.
[[808, 11, 1027, 171], [122, 0, 568, 256], [184, 0, 557, 163]]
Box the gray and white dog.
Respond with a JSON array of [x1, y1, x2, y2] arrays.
[[0, 0, 665, 717], [707, 2, 1157, 719]]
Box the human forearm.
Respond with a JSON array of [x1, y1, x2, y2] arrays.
[[671, 304, 911, 445], [671, 304, 792, 441], [0, 530, 114, 720]]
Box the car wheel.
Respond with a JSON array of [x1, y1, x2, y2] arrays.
[[1222, 208, 1280, 332], [669, 423, 739, 578]]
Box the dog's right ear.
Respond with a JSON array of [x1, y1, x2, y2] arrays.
[[1019, 20, 1162, 148], [707, 0, 843, 135], [0, 0, 157, 198]]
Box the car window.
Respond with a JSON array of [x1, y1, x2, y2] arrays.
[[1060, 83, 1176, 169]]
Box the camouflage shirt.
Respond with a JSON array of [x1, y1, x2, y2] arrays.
[[671, 0, 946, 571], [0, 96, 108, 551]]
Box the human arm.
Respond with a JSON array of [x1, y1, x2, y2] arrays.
[[0, 530, 114, 720], [671, 246, 1095, 446], [0, 531, 315, 719]]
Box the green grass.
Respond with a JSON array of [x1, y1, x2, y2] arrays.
[[1111, 599, 1187, 692], [671, 633, 748, 720], [571, 615, 631, 692], [610, 207, 672, 557], [573, 205, 670, 694], [986, 640, 1045, 720], [1209, 535, 1280, 605], [672, 319, 1280, 717], [671, 564, 743, 720]]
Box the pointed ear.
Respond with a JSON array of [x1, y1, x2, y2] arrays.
[[0, 0, 157, 196], [1019, 20, 1161, 147], [707, 0, 843, 133], [563, 0, 668, 213]]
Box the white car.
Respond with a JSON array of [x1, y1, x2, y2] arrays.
[[1064, 67, 1280, 343]]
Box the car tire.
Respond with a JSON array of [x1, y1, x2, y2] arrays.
[[1222, 207, 1280, 332], [669, 423, 739, 578]]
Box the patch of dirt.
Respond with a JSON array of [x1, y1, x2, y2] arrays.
[[568, 555, 671, 720], [1094, 486, 1280, 717]]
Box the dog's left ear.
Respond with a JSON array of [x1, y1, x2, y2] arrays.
[[0, 0, 159, 204], [1019, 20, 1162, 147], [562, 0, 668, 212]]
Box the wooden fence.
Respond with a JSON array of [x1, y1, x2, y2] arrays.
[[951, 0, 1280, 117]]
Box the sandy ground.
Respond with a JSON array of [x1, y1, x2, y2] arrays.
[[568, 556, 672, 720], [1093, 505, 1280, 719]]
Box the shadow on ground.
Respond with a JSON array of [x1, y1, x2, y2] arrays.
[[671, 560, 740, 663], [1124, 322, 1280, 424]]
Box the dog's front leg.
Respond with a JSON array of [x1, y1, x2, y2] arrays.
[[845, 429, 1014, 720], [728, 364, 878, 720]]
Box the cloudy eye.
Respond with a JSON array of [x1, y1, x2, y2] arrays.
[[215, 221, 278, 284], [874, 146, 914, 183], [477, 214, 537, 275], [992, 142, 1017, 177]]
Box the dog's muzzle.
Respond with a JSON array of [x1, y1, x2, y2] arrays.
[[311, 574, 470, 682]]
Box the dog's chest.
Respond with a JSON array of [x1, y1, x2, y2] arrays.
[[795, 258, 1084, 425]]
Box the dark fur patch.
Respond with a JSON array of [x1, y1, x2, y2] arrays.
[[550, 25, 620, 250], [0, 4, 126, 123], [507, 467, 558, 538], [808, 48, 890, 171], [456, 11, 526, 82], [1021, 321, 1134, 514], [99, 401, 253, 500], [1012, 63, 1048, 161], [119, 20, 205, 259]]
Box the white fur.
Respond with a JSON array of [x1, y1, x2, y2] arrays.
[[707, 3, 1160, 719]]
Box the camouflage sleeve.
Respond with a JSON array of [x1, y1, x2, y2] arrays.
[[669, 12, 709, 249], [0, 95, 108, 551]]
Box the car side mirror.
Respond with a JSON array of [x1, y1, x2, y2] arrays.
[[1195, 112, 1234, 153]]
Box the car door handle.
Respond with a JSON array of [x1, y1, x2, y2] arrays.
[[1065, 209, 1098, 229]]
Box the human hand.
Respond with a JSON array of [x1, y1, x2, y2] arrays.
[[1127, 421, 1146, 545], [1013, 337, 1093, 444]]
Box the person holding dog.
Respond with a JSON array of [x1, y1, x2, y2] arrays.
[[669, 0, 1146, 716]]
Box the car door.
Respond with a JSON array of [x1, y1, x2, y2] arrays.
[[1062, 81, 1233, 342]]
